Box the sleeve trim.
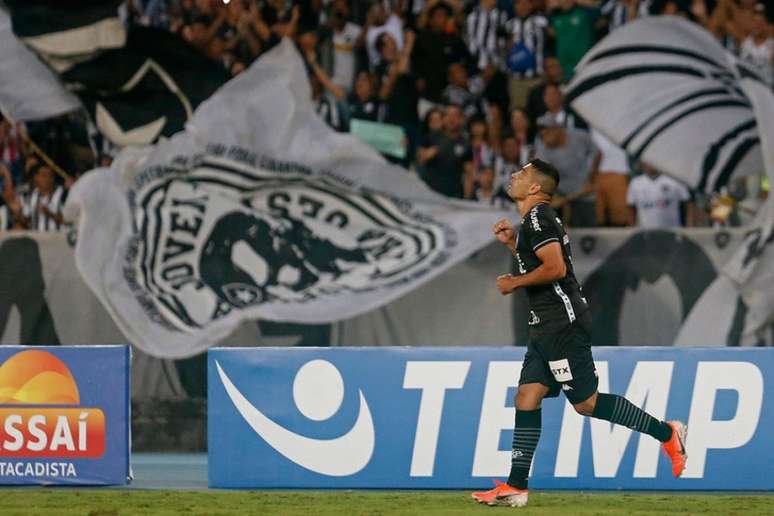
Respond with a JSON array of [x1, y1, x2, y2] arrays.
[[533, 237, 559, 251]]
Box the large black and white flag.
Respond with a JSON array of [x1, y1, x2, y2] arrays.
[[0, 8, 80, 121], [65, 39, 505, 358], [566, 16, 766, 194], [567, 16, 774, 345], [0, 2, 229, 145]]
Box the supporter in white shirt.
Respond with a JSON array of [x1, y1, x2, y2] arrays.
[[365, 5, 403, 68], [627, 164, 692, 228], [739, 6, 773, 86], [329, 0, 362, 92], [591, 129, 630, 226]]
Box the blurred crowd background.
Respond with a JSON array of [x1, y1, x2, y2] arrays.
[[0, 0, 772, 232]]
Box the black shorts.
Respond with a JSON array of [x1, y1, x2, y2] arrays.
[[518, 312, 598, 405]]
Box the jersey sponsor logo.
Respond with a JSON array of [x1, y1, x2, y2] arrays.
[[530, 206, 541, 232], [215, 359, 375, 476], [528, 310, 541, 326], [548, 359, 573, 382]]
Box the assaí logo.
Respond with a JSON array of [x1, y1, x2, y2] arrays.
[[216, 359, 375, 476], [0, 350, 105, 460]]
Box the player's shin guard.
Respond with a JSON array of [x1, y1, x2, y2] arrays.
[[506, 408, 541, 489], [591, 393, 673, 442]]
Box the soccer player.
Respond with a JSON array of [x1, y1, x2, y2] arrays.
[[471, 159, 687, 508]]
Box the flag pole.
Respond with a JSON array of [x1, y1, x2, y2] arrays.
[[0, 107, 73, 181]]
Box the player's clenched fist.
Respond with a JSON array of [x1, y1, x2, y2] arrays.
[[496, 273, 517, 295], [493, 218, 515, 246]]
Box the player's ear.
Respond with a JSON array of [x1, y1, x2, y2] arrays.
[[528, 182, 542, 195]]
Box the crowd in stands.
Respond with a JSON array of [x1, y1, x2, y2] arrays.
[[0, 0, 772, 232]]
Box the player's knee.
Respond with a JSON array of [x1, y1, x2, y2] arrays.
[[515, 385, 544, 410], [573, 393, 597, 416]]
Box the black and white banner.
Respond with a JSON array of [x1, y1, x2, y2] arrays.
[[568, 16, 774, 346], [566, 16, 766, 194], [65, 39, 503, 358]]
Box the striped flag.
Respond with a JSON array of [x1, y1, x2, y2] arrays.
[[566, 16, 766, 194], [571, 17, 774, 346]]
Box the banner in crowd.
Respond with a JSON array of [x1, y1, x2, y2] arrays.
[[567, 16, 774, 350], [0, 346, 130, 485], [566, 16, 766, 193], [65, 39, 503, 358], [208, 346, 773, 489], [0, 9, 79, 121], [0, 2, 229, 145]]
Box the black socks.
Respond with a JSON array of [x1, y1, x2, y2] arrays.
[[591, 392, 673, 442], [506, 408, 541, 489]]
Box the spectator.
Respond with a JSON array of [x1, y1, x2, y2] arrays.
[[494, 134, 524, 194], [416, 107, 445, 174], [627, 163, 694, 228], [365, 3, 404, 68], [705, 0, 759, 53], [524, 55, 563, 128], [505, 0, 550, 110], [469, 117, 496, 172], [311, 72, 347, 131], [591, 129, 630, 226], [466, 0, 510, 138], [347, 71, 383, 123], [376, 31, 421, 165], [540, 83, 586, 129], [0, 118, 26, 185], [549, 0, 597, 81], [443, 62, 488, 122], [507, 107, 534, 163], [599, 0, 650, 34], [182, 11, 227, 53], [534, 117, 598, 226], [18, 163, 67, 232], [412, 2, 471, 106], [327, 0, 363, 92], [471, 161, 512, 208], [466, 0, 509, 73], [739, 4, 773, 85], [417, 105, 473, 198], [0, 163, 15, 231]]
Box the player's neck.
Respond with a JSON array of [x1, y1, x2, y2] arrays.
[[518, 195, 550, 218]]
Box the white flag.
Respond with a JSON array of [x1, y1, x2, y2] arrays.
[[566, 16, 766, 193], [0, 8, 79, 121], [65, 39, 506, 358], [569, 17, 774, 346]]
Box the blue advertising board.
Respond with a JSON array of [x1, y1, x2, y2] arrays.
[[0, 346, 130, 485], [209, 347, 774, 490]]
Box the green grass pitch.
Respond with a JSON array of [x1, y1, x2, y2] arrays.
[[1, 490, 773, 515]]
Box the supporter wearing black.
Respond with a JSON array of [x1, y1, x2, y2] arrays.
[[412, 2, 471, 104], [471, 159, 688, 508], [346, 71, 383, 123], [416, 105, 472, 198]]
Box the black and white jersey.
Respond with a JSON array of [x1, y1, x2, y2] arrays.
[[600, 0, 650, 33], [21, 186, 66, 232], [466, 7, 509, 70], [505, 13, 549, 78], [514, 202, 588, 334]]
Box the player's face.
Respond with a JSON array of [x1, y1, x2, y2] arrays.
[[508, 165, 533, 200]]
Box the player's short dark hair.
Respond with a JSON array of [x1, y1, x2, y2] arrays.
[[527, 158, 560, 194]]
